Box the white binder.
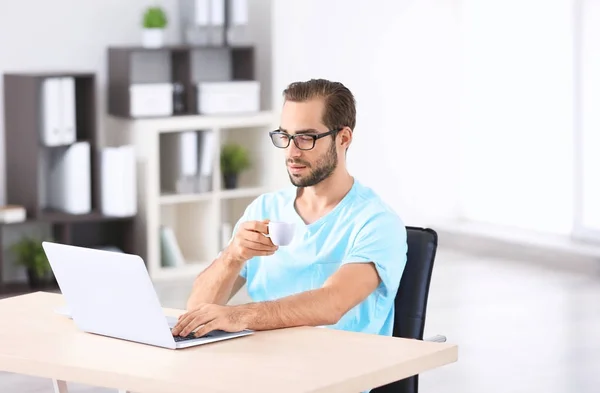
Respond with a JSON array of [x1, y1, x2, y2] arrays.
[[100, 145, 137, 217], [47, 141, 91, 214], [41, 77, 77, 146]]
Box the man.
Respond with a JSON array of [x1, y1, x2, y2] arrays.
[[172, 79, 407, 338]]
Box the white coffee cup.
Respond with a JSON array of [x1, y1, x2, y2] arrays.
[[264, 221, 296, 246]]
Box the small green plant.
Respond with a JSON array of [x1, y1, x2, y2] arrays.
[[221, 143, 251, 175], [143, 6, 168, 29], [11, 237, 51, 279]]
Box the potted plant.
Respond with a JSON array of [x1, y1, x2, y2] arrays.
[[220, 143, 251, 189], [11, 237, 53, 289], [142, 6, 168, 48]]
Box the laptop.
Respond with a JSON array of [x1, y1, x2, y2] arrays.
[[42, 241, 253, 349]]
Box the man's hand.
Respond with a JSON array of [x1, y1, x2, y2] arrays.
[[224, 220, 278, 264], [172, 304, 251, 338]]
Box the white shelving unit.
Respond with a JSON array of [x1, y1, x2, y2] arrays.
[[109, 111, 280, 281]]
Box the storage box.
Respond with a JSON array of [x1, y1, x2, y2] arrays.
[[130, 83, 173, 117], [196, 81, 260, 114], [0, 205, 26, 224]]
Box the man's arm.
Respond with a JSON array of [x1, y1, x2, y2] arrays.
[[237, 262, 380, 329], [186, 249, 246, 309], [174, 262, 381, 337]]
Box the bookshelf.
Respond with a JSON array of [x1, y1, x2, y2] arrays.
[[105, 41, 281, 280], [1, 71, 136, 293], [109, 111, 279, 280]]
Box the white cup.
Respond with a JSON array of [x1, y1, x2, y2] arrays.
[[264, 221, 296, 246]]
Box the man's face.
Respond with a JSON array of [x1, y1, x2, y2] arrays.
[[278, 99, 338, 187]]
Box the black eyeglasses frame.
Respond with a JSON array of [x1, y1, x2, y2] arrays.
[[268, 128, 342, 150]]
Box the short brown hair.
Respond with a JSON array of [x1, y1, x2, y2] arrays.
[[283, 79, 356, 131]]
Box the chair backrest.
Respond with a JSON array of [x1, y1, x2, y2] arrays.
[[372, 226, 438, 393]]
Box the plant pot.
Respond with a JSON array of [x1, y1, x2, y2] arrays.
[[142, 28, 164, 48], [26, 268, 53, 289], [223, 173, 238, 189]]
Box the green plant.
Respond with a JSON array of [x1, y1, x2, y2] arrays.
[[11, 237, 51, 278], [220, 143, 251, 175], [142, 6, 168, 29]]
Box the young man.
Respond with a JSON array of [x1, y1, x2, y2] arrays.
[[172, 79, 407, 338]]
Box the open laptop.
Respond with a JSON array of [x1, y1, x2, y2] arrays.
[[42, 241, 253, 349]]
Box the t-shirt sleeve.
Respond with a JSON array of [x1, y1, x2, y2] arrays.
[[341, 212, 408, 297]]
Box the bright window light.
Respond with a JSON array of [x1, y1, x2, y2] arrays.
[[460, 0, 574, 234], [579, 0, 600, 232]]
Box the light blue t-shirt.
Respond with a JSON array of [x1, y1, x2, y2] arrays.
[[233, 179, 407, 336]]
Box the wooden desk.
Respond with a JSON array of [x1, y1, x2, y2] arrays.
[[0, 292, 457, 393]]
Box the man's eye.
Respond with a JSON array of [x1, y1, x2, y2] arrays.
[[298, 135, 313, 142]]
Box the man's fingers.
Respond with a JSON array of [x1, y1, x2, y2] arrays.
[[172, 313, 194, 335], [242, 220, 269, 234], [246, 231, 275, 246], [180, 313, 215, 337], [194, 320, 218, 338], [240, 237, 277, 252], [172, 308, 207, 335]]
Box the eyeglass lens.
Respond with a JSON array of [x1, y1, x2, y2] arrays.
[[271, 133, 315, 150]]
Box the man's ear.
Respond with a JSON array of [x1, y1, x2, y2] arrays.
[[339, 127, 353, 149]]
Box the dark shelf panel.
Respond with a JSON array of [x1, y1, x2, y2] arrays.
[[0, 211, 134, 227], [0, 281, 59, 297], [3, 71, 95, 79], [108, 44, 253, 53], [39, 209, 135, 223]]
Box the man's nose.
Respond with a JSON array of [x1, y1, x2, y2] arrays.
[[286, 140, 302, 157]]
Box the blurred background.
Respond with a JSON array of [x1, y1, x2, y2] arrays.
[[0, 0, 599, 392]]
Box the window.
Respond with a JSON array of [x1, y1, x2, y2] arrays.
[[574, 0, 600, 240], [460, 0, 575, 234]]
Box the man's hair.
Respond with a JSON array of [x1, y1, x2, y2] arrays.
[[282, 79, 356, 131]]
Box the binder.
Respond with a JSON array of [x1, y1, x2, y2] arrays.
[[160, 131, 200, 194], [47, 142, 91, 214], [197, 130, 214, 192], [100, 145, 137, 217], [40, 77, 76, 146]]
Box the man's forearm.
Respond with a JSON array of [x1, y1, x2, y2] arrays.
[[234, 287, 344, 331], [187, 250, 244, 309]]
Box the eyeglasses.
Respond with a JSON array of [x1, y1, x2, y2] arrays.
[[268, 128, 341, 150]]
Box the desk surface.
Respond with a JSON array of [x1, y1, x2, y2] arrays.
[[0, 292, 457, 393]]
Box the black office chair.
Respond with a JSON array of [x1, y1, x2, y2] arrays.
[[372, 226, 445, 393]]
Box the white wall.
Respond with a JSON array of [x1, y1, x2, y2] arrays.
[[272, 0, 462, 226]]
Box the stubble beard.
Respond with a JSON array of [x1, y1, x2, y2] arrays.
[[287, 140, 338, 187]]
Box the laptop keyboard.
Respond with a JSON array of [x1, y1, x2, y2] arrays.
[[171, 329, 215, 342]]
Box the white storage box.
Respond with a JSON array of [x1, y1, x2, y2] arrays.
[[196, 81, 260, 114], [130, 83, 173, 117]]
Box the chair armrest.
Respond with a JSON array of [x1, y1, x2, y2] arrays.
[[424, 334, 447, 343]]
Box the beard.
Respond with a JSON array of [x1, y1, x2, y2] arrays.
[[287, 140, 338, 187]]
